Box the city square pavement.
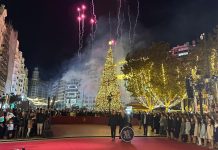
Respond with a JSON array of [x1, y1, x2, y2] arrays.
[[51, 124, 155, 137]]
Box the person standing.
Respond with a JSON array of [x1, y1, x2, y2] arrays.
[[207, 118, 214, 149], [190, 117, 195, 143], [174, 116, 181, 140], [18, 111, 26, 138], [0, 111, 4, 139], [142, 112, 148, 136], [185, 118, 191, 143], [193, 116, 200, 144], [199, 119, 207, 146], [160, 114, 167, 136], [26, 113, 34, 138], [179, 117, 185, 142], [36, 109, 45, 136], [108, 110, 117, 141], [137, 111, 142, 129], [7, 118, 14, 139], [118, 110, 128, 139], [214, 119, 218, 148], [167, 115, 173, 138]]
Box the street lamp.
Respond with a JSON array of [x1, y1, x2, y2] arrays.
[[107, 93, 113, 114]]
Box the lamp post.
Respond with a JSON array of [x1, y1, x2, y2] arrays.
[[107, 93, 112, 114]]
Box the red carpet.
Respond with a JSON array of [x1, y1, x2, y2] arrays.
[[0, 137, 208, 150]]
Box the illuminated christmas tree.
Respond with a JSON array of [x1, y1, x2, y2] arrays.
[[95, 40, 122, 111]]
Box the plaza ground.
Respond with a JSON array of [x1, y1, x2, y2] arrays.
[[51, 124, 154, 137]]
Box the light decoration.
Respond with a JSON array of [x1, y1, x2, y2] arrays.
[[161, 63, 166, 86], [27, 97, 47, 106], [122, 55, 191, 112], [210, 48, 218, 75], [95, 40, 122, 111]]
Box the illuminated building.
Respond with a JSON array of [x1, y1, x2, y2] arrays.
[[0, 5, 28, 98], [0, 5, 8, 95], [82, 96, 95, 110], [64, 79, 81, 108], [49, 79, 82, 109], [170, 41, 196, 58], [7, 41, 28, 97], [28, 67, 48, 100]]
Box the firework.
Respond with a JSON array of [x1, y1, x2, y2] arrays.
[[116, 0, 122, 38], [77, 7, 81, 56], [91, 0, 97, 39], [133, 0, 140, 46], [128, 5, 132, 46]]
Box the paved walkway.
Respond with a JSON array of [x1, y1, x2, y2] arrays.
[[51, 124, 155, 137]]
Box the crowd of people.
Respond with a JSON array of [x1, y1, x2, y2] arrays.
[[135, 111, 218, 149], [107, 109, 218, 149], [0, 107, 113, 140], [1, 106, 218, 149], [0, 108, 50, 139]]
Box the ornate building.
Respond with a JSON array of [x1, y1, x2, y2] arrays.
[[28, 67, 48, 99], [0, 5, 28, 97], [0, 5, 8, 95], [5, 33, 28, 97]]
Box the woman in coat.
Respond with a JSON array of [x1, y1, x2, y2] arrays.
[[190, 117, 195, 143], [185, 118, 191, 143], [26, 113, 34, 138], [179, 117, 185, 142], [174, 116, 181, 140], [207, 118, 214, 149], [199, 119, 207, 146], [193, 116, 200, 144], [214, 119, 218, 148]]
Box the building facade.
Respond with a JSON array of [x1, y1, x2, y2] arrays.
[[28, 67, 48, 99], [0, 5, 28, 97], [65, 79, 81, 108], [170, 41, 196, 58], [10, 44, 28, 97], [4, 27, 18, 95], [82, 96, 95, 110], [0, 5, 8, 95], [49, 79, 82, 109], [5, 38, 28, 98]]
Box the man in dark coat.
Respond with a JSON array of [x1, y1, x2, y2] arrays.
[[36, 109, 46, 136], [108, 110, 117, 141], [117, 110, 128, 139], [141, 112, 148, 136]]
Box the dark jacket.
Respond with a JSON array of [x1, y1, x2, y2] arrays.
[[118, 114, 128, 127], [36, 113, 45, 123], [18, 116, 26, 127], [108, 114, 117, 126]]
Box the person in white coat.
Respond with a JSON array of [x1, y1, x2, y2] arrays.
[[185, 118, 191, 143], [199, 119, 207, 146], [193, 116, 200, 144]]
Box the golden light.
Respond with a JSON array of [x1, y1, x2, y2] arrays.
[[108, 40, 115, 46]]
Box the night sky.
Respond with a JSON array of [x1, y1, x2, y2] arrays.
[[2, 0, 218, 80]]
